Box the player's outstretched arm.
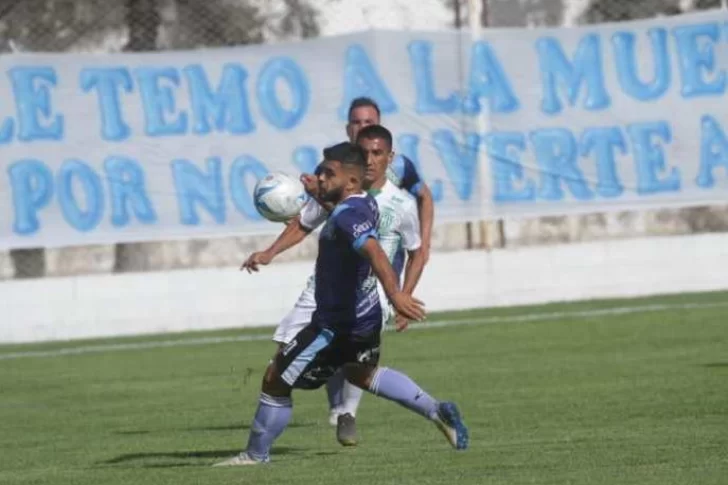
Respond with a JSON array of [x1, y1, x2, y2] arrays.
[[393, 248, 427, 332], [402, 247, 426, 296], [397, 156, 434, 264], [399, 201, 427, 296], [359, 238, 425, 322], [240, 215, 310, 273], [415, 184, 434, 264]]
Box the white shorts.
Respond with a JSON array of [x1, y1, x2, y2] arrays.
[[272, 277, 393, 345]]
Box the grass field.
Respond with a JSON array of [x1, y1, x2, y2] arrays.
[[1, 291, 727, 485]]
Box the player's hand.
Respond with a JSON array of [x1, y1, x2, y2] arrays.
[[394, 312, 410, 332], [391, 292, 425, 322], [240, 250, 273, 273], [300, 173, 319, 198]]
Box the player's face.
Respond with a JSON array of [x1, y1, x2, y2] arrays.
[[317, 160, 347, 203], [359, 137, 392, 185], [346, 106, 380, 142]]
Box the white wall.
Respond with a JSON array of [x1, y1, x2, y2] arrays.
[[2, 233, 728, 344]]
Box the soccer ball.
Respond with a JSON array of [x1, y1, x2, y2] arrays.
[[253, 172, 309, 223]]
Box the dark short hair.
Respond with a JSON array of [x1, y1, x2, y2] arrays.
[[356, 124, 393, 149], [322, 142, 366, 169], [347, 97, 381, 120]]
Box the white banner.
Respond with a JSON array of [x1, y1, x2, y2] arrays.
[[1, 10, 728, 250]]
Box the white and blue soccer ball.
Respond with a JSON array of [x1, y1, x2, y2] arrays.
[[253, 172, 308, 223]]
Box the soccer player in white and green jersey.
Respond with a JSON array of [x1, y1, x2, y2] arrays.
[[241, 125, 427, 446]]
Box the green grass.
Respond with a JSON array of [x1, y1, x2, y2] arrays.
[[1, 291, 727, 485]]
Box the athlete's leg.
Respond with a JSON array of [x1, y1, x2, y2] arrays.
[[343, 360, 468, 451], [214, 324, 336, 466]]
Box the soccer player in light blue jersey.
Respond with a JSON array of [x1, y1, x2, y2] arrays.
[[215, 142, 467, 466]]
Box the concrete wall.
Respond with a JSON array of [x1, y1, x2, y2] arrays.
[[3, 231, 728, 344], [2, 205, 727, 279]]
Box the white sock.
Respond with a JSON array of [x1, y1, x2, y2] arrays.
[[340, 380, 364, 416]]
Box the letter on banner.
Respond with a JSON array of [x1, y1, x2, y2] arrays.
[[172, 158, 226, 225], [256, 57, 310, 130], [184, 64, 256, 135], [530, 128, 593, 201], [339, 44, 398, 120], [408, 40, 458, 114], [580, 127, 626, 198], [9, 66, 64, 141], [136, 67, 188, 136], [397, 134, 445, 202], [611, 28, 671, 101], [80, 67, 134, 141], [484, 132, 535, 203], [104, 156, 158, 227], [696, 115, 728, 188], [8, 160, 54, 235], [626, 121, 680, 195], [432, 130, 480, 201], [673, 23, 726, 98], [57, 160, 105, 232], [463, 41, 519, 114], [537, 34, 611, 115]]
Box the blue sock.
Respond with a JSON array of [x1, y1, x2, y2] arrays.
[[326, 368, 346, 411], [369, 367, 439, 419], [245, 393, 292, 461]]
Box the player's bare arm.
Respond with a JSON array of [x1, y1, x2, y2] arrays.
[[402, 247, 426, 296], [415, 184, 434, 264], [241, 215, 311, 273], [359, 238, 425, 322], [395, 246, 427, 331]]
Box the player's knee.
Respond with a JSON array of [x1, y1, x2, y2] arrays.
[[261, 361, 291, 396], [343, 363, 376, 390]]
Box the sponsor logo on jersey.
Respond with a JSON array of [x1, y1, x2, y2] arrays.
[[352, 221, 373, 238], [379, 209, 395, 233]]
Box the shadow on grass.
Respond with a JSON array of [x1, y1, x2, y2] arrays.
[[702, 362, 728, 368], [113, 421, 314, 435], [100, 446, 301, 468], [185, 422, 314, 432]]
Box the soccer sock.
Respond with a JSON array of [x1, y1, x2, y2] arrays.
[[326, 368, 346, 412], [245, 393, 292, 461], [340, 380, 364, 417], [369, 367, 439, 420]]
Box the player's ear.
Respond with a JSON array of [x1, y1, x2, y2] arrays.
[[349, 167, 364, 189], [349, 173, 360, 189], [345, 123, 354, 141], [387, 151, 395, 165]]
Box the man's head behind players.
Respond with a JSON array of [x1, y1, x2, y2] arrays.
[[317, 142, 366, 204], [356, 124, 393, 188], [346, 97, 381, 142]]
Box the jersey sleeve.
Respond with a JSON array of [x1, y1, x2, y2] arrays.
[[299, 199, 327, 231], [393, 155, 424, 197], [399, 201, 422, 251], [334, 207, 378, 252]]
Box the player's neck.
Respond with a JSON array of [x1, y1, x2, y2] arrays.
[[338, 187, 366, 203], [368, 176, 387, 192]]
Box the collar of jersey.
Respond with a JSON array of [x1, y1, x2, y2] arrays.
[[367, 179, 392, 197]]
